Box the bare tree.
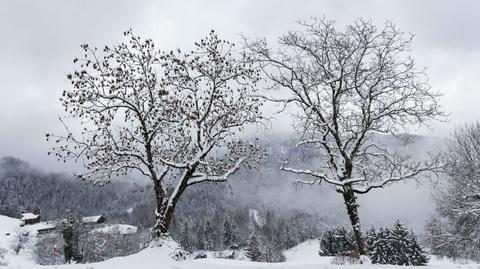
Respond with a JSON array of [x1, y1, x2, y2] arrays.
[[443, 122, 480, 215], [10, 228, 28, 255], [245, 18, 444, 255], [47, 30, 265, 238], [426, 122, 480, 261]]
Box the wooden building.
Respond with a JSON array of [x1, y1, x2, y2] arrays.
[[20, 213, 40, 225]]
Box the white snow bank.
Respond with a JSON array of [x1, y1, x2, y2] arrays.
[[92, 224, 138, 235], [76, 238, 182, 269]]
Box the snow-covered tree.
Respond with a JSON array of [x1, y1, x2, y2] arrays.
[[62, 225, 80, 263], [426, 122, 480, 261], [223, 219, 233, 248], [389, 220, 428, 266], [259, 231, 285, 263], [245, 232, 263, 261], [389, 221, 410, 264], [204, 221, 215, 251], [180, 221, 190, 252], [48, 30, 265, 238], [10, 228, 27, 255], [366, 227, 392, 264], [246, 224, 285, 263], [424, 216, 459, 258], [408, 231, 429, 266], [282, 224, 295, 249], [230, 221, 239, 246], [245, 17, 444, 255], [367, 221, 428, 266], [195, 226, 206, 250], [60, 214, 86, 263], [319, 226, 356, 256]]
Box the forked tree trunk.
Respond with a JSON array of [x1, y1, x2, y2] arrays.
[[152, 193, 179, 238], [341, 186, 367, 256], [151, 179, 169, 237], [151, 167, 196, 238], [152, 200, 170, 238], [152, 198, 181, 238]]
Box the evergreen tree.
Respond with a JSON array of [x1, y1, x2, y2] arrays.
[[264, 210, 275, 239], [223, 219, 233, 248], [204, 221, 215, 250], [367, 227, 392, 264], [212, 209, 223, 249], [245, 224, 286, 263], [196, 227, 205, 250], [62, 226, 74, 263], [319, 226, 356, 256], [245, 233, 263, 262], [367, 221, 429, 266], [389, 220, 411, 265], [365, 227, 376, 252], [62, 224, 81, 263], [180, 221, 190, 251], [230, 221, 239, 246], [259, 226, 286, 263], [283, 226, 295, 249], [407, 231, 429, 266]]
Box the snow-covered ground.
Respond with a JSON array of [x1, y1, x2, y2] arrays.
[[284, 239, 331, 263], [0, 215, 479, 269], [92, 224, 138, 235]]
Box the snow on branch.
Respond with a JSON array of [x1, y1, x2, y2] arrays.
[[280, 161, 343, 187], [187, 157, 246, 186], [352, 160, 443, 194]]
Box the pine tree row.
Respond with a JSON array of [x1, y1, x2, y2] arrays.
[[319, 220, 428, 266]]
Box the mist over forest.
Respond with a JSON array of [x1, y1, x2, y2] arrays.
[[0, 132, 442, 234]]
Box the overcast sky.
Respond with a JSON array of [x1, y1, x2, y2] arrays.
[[1, 0, 480, 171]]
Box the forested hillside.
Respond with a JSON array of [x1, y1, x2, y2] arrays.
[[0, 133, 440, 253]]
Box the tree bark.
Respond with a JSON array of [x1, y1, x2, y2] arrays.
[[151, 166, 196, 238], [341, 186, 367, 256], [152, 198, 169, 238]]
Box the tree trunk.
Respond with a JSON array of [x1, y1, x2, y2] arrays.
[[152, 200, 170, 238], [341, 186, 367, 256], [151, 167, 195, 238]]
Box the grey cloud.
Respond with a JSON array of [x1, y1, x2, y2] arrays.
[[0, 0, 478, 169]]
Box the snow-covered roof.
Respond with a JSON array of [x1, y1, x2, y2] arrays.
[[36, 222, 57, 230], [20, 213, 39, 220], [25, 221, 58, 235], [92, 224, 138, 235], [82, 215, 104, 223]]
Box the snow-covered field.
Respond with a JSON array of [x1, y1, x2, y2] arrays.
[[0, 215, 478, 269]]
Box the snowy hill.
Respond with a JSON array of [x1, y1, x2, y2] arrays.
[[284, 239, 328, 263], [0, 214, 479, 268], [0, 215, 21, 249]]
